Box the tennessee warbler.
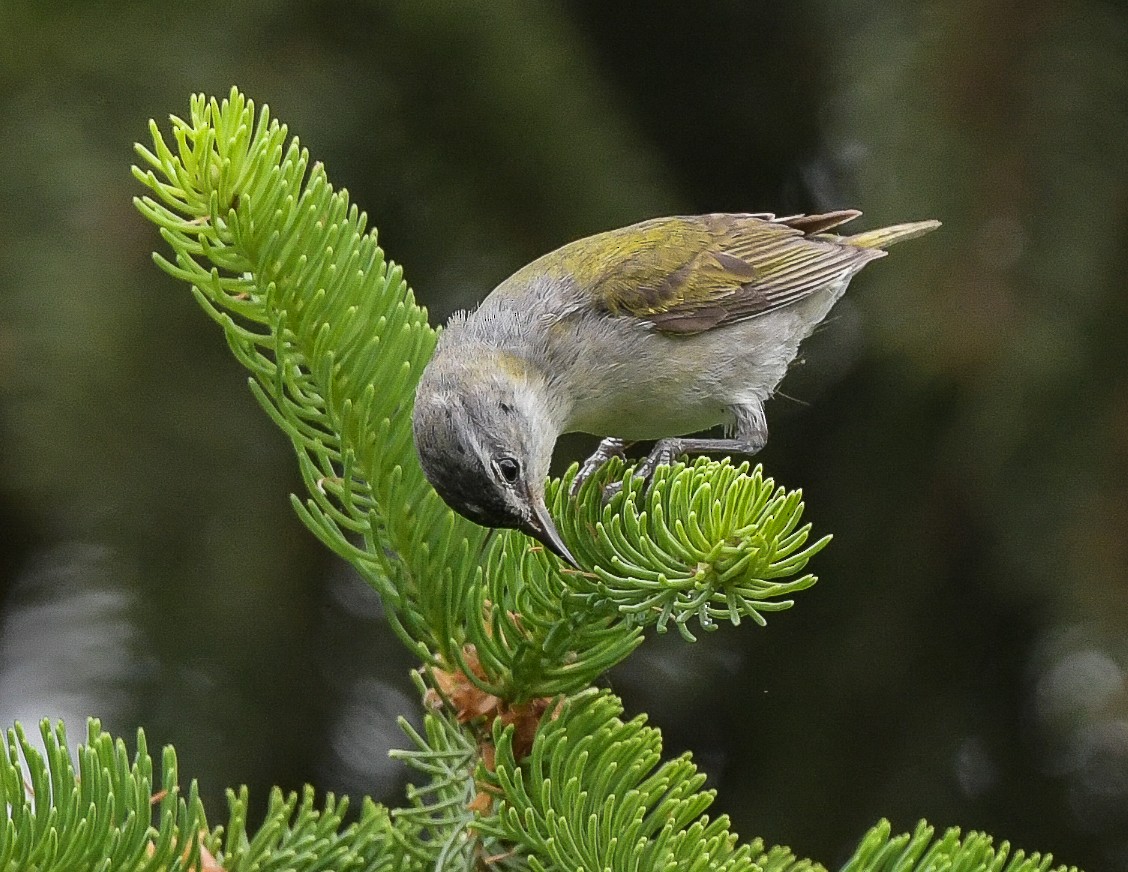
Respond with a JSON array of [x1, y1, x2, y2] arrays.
[[412, 210, 939, 567]]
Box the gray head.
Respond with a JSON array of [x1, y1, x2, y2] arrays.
[[411, 334, 576, 567]]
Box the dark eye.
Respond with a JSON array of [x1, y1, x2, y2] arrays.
[[495, 456, 520, 484]]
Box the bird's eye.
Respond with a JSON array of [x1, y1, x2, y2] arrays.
[[495, 456, 520, 484]]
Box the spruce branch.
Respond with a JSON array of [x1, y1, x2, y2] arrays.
[[0, 718, 408, 872], [0, 719, 208, 871], [131, 88, 830, 700], [120, 88, 1089, 872], [133, 88, 452, 666], [479, 688, 820, 872], [0, 713, 1085, 872], [841, 819, 1079, 872], [216, 786, 399, 872], [475, 691, 1082, 872], [558, 458, 829, 641], [389, 690, 524, 871]]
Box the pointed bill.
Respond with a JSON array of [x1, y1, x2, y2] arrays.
[[523, 495, 579, 569]]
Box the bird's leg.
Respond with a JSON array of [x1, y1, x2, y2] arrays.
[[609, 401, 769, 499], [570, 436, 634, 496]]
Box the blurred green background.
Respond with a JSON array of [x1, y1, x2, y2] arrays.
[[1, 1, 1126, 868]]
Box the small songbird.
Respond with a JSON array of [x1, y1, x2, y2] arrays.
[[412, 211, 939, 567]]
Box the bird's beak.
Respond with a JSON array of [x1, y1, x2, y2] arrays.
[[523, 495, 579, 569]]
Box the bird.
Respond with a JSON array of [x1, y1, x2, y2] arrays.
[[412, 210, 940, 568]]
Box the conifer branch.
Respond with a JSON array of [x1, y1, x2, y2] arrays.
[[131, 88, 830, 699], [112, 88, 1089, 872], [0, 719, 206, 870], [0, 712, 1083, 872], [841, 819, 1080, 872], [0, 719, 406, 872], [480, 689, 804, 872]]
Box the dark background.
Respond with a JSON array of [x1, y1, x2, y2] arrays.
[[1, 2, 1126, 869]]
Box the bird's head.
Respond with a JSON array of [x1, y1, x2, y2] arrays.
[[411, 341, 576, 568]]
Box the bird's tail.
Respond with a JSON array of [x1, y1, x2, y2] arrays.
[[842, 219, 942, 250]]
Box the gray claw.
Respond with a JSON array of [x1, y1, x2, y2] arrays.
[[570, 437, 632, 497], [601, 478, 625, 506]]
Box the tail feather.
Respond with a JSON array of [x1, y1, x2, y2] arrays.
[[841, 219, 942, 250], [776, 209, 863, 235]]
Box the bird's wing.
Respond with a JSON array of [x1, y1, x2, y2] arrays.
[[588, 212, 883, 335]]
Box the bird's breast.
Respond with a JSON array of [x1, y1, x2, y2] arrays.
[[543, 298, 833, 441], [545, 319, 738, 440]]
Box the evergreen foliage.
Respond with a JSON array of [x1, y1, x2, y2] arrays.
[[840, 820, 1078, 872], [0, 719, 206, 871], [130, 88, 829, 701], [0, 719, 407, 871], [0, 88, 1081, 872], [482, 689, 818, 872]]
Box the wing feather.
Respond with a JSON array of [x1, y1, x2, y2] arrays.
[[590, 212, 880, 335]]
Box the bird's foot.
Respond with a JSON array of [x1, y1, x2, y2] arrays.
[[600, 440, 679, 503], [603, 434, 767, 503], [570, 437, 633, 497]]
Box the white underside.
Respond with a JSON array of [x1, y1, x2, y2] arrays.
[[555, 276, 850, 440]]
